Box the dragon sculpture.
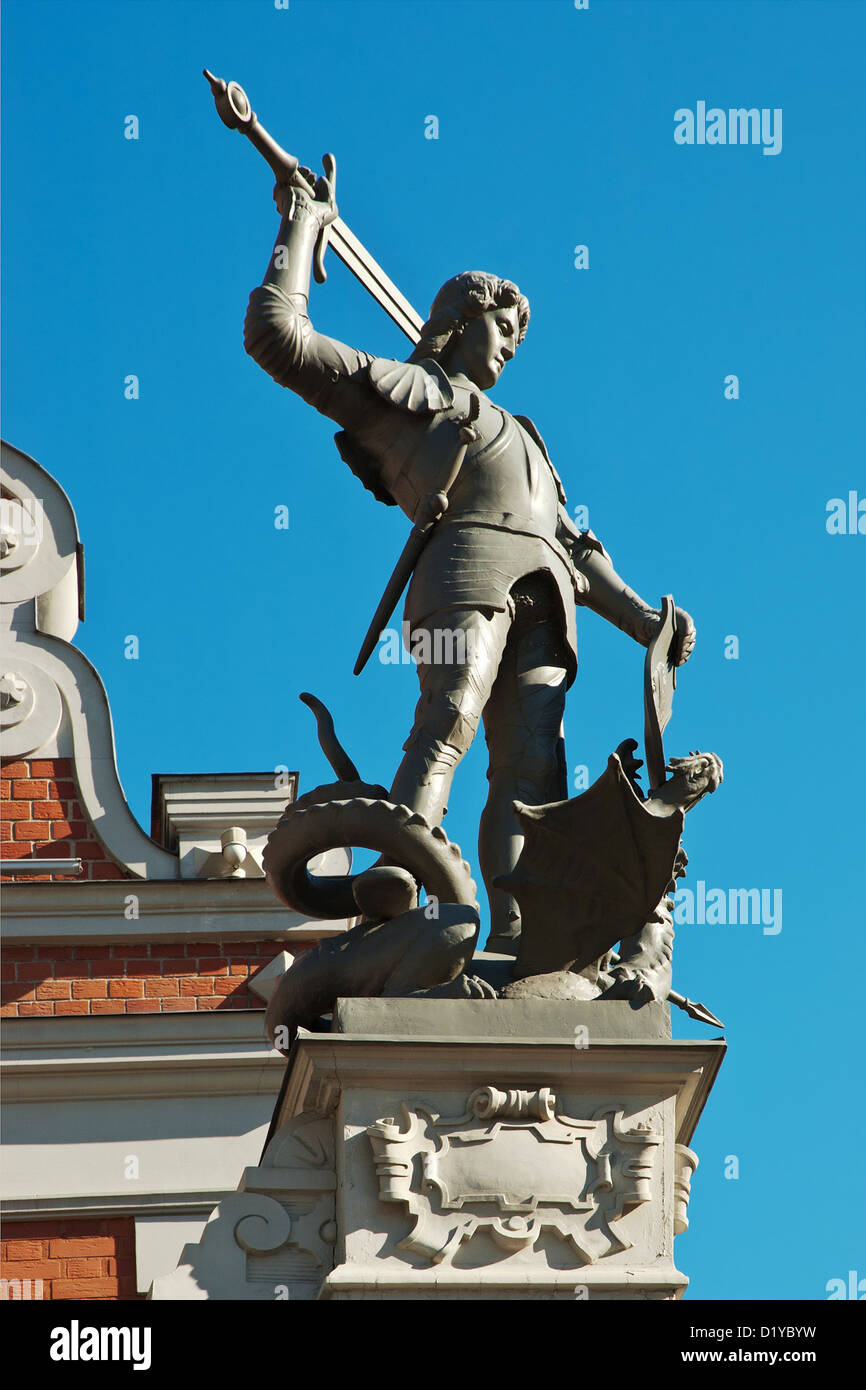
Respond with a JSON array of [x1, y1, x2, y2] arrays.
[[262, 695, 722, 1049]]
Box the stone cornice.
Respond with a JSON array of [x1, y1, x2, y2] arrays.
[[1, 1010, 285, 1104], [152, 771, 300, 846], [322, 1266, 687, 1296], [1, 1190, 232, 1221], [0, 876, 351, 944], [149, 770, 307, 880], [283, 1030, 726, 1147], [2, 1008, 273, 1053]]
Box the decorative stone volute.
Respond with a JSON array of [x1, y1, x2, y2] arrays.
[[1, 442, 83, 642]]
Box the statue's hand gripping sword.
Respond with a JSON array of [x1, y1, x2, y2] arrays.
[[203, 70, 423, 343]]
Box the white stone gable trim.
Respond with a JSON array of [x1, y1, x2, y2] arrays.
[[4, 630, 180, 879]]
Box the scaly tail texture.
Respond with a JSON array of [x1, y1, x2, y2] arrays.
[[264, 792, 478, 920], [263, 696, 481, 1046], [264, 694, 478, 920]]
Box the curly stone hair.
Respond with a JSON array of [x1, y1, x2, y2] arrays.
[[407, 270, 530, 365]]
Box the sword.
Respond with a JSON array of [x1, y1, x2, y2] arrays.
[[203, 70, 424, 344]]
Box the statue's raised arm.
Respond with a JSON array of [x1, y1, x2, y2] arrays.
[[244, 168, 394, 442]]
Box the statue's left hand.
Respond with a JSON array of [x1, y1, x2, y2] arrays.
[[671, 606, 696, 666]]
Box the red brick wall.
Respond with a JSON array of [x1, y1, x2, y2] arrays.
[[0, 939, 300, 1018], [0, 1218, 141, 1300], [1, 758, 128, 882]]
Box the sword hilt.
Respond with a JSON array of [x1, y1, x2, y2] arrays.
[[203, 68, 300, 186], [312, 154, 338, 285], [204, 69, 341, 280]]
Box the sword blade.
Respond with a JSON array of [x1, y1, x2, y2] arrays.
[[353, 523, 430, 676], [329, 217, 423, 344]]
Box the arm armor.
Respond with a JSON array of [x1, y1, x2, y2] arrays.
[[243, 189, 377, 432], [572, 541, 660, 647]]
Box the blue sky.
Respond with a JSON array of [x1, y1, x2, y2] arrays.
[[3, 0, 864, 1300]]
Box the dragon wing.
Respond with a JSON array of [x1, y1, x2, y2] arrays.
[[502, 753, 683, 978]]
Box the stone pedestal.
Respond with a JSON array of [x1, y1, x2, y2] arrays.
[[150, 998, 723, 1301]]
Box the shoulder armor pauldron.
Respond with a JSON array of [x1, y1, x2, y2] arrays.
[[368, 357, 455, 414]]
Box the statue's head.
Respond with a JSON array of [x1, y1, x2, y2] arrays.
[[409, 271, 530, 389]]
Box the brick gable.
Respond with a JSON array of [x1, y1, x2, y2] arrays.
[[1, 939, 298, 1017], [1, 1218, 142, 1301], [1, 758, 128, 882]]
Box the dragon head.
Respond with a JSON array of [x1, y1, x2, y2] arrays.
[[663, 751, 724, 813]]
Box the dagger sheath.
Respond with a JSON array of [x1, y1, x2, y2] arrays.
[[353, 398, 480, 677], [353, 520, 438, 677]]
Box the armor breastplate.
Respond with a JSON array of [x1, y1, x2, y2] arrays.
[[368, 389, 562, 537], [341, 363, 582, 682], [447, 405, 560, 534]]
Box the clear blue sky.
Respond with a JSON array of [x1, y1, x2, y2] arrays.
[[3, 0, 864, 1301]]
